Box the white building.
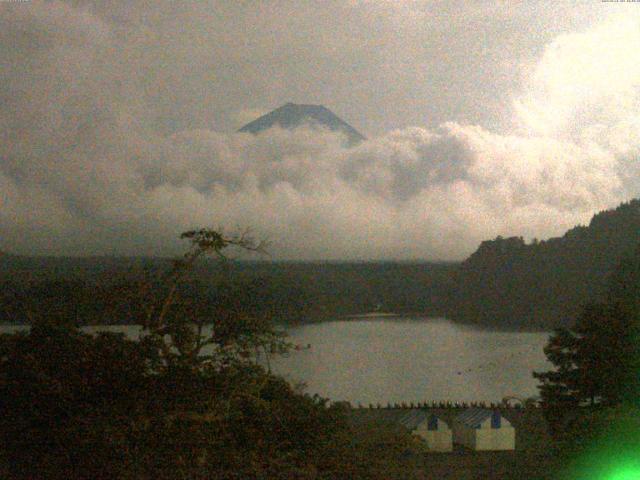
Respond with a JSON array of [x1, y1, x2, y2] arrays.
[[398, 410, 453, 452], [453, 409, 515, 451]]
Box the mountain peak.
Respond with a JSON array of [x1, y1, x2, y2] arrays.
[[238, 103, 365, 145]]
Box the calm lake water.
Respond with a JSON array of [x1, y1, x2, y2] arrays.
[[0, 317, 551, 405]]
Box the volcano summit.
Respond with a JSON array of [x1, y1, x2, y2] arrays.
[[238, 103, 365, 145]]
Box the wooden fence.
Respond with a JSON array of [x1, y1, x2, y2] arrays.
[[350, 400, 541, 410]]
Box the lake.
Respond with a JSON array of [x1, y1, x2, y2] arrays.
[[0, 317, 551, 405]]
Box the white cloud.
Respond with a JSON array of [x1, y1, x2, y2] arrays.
[[0, 3, 638, 260], [515, 13, 640, 141]]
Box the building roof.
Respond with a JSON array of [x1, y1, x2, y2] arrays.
[[398, 409, 429, 430], [455, 409, 496, 428], [351, 408, 450, 431], [398, 410, 450, 431]]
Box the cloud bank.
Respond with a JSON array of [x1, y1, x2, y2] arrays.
[[0, 2, 639, 260]]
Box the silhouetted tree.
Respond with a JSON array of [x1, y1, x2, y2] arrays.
[[0, 229, 422, 479], [534, 245, 640, 436]]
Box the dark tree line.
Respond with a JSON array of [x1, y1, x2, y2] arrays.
[[0, 257, 456, 326]]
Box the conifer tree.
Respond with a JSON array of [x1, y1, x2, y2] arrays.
[[534, 245, 640, 435]]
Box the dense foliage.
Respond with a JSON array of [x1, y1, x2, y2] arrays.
[[0, 257, 455, 325], [0, 230, 422, 479], [451, 199, 640, 328], [524, 236, 640, 480], [1, 324, 420, 479]]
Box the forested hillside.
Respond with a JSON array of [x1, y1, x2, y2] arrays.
[[0, 257, 455, 325], [449, 199, 640, 328], [1, 199, 638, 329]]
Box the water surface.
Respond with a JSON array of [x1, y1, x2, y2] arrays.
[[270, 317, 551, 404], [0, 317, 551, 404]]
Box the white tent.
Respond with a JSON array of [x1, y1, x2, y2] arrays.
[[453, 409, 515, 451], [398, 410, 453, 452]]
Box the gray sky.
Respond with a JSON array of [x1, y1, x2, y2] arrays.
[[1, 1, 639, 259], [59, 0, 604, 136]]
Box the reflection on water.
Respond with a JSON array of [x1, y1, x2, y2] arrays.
[[0, 317, 551, 404]]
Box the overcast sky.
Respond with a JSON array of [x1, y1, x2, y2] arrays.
[[1, 1, 639, 259]]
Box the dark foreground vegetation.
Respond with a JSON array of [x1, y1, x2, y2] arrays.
[[532, 242, 640, 479], [1, 199, 639, 330], [0, 223, 638, 479], [0, 230, 422, 479]]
